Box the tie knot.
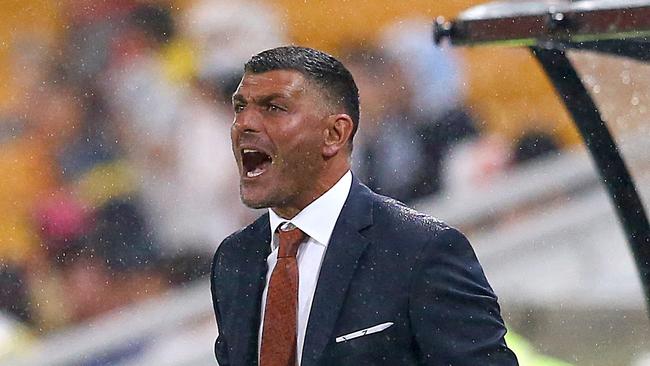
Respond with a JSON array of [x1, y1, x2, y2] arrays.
[[277, 225, 305, 258]]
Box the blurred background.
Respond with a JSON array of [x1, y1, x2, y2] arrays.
[[0, 0, 649, 365]]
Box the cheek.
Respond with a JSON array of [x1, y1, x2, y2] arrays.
[[271, 115, 325, 157], [230, 126, 239, 154], [289, 138, 325, 171], [281, 132, 320, 158], [230, 122, 237, 141]]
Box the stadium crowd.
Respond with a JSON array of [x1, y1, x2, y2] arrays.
[[0, 0, 562, 347]]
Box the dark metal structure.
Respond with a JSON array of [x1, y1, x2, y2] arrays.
[[434, 0, 650, 314]]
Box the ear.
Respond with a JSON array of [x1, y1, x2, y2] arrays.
[[322, 113, 354, 158]]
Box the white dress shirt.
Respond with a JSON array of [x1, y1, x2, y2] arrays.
[[258, 171, 353, 365]]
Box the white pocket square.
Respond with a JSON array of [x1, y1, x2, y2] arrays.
[[335, 322, 394, 343]]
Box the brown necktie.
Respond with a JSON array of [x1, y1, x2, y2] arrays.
[[260, 225, 306, 366]]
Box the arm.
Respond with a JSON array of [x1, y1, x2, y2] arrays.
[[409, 227, 518, 365]]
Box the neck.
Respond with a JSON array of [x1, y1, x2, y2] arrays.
[[272, 162, 349, 219]]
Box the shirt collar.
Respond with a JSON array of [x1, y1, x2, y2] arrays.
[[268, 171, 352, 249]]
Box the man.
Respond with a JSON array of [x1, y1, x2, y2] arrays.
[[211, 46, 518, 366]]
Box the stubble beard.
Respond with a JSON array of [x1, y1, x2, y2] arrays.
[[239, 183, 291, 210]]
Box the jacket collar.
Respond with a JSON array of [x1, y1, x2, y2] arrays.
[[300, 175, 375, 366], [231, 214, 271, 366]]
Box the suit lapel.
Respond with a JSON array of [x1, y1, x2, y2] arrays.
[[232, 216, 271, 366], [301, 178, 375, 366]]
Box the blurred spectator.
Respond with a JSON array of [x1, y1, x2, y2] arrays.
[[443, 134, 511, 195], [34, 190, 90, 257], [0, 79, 78, 267], [346, 46, 425, 201], [180, 0, 286, 83], [379, 19, 467, 121], [61, 0, 137, 82], [102, 4, 196, 257], [91, 198, 158, 272], [513, 130, 560, 165], [346, 19, 478, 202], [0, 3, 176, 333], [163, 75, 250, 255], [56, 85, 121, 181], [379, 19, 479, 200], [0, 265, 33, 325], [103, 3, 263, 257], [53, 240, 116, 322]]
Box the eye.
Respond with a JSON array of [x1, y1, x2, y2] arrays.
[[233, 103, 245, 113], [266, 104, 285, 113]]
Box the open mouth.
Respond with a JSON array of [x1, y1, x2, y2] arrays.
[[241, 148, 272, 178]]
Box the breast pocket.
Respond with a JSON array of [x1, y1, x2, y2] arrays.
[[328, 321, 404, 361], [336, 322, 394, 343]]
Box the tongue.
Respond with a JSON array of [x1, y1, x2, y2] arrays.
[[247, 166, 265, 177], [246, 159, 271, 178]]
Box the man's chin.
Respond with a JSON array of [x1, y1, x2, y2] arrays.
[[241, 198, 270, 210], [239, 189, 273, 209]]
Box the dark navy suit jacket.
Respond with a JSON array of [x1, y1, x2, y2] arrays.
[[211, 177, 518, 365]]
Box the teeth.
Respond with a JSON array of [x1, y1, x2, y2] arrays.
[[242, 149, 258, 154], [246, 167, 265, 178]]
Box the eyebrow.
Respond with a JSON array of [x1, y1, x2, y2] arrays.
[[232, 92, 293, 105], [232, 94, 246, 104]]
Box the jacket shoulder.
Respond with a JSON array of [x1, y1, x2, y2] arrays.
[[220, 212, 268, 246], [370, 191, 452, 236], [212, 213, 269, 272], [362, 190, 480, 264]]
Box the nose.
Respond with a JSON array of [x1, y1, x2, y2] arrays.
[[232, 108, 262, 135]]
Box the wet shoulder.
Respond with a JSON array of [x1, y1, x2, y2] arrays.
[[213, 213, 269, 262], [371, 193, 452, 237]]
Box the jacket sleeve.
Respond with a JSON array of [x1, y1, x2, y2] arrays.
[[211, 241, 231, 365], [409, 227, 519, 365]]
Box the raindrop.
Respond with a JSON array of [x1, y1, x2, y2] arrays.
[[620, 70, 631, 85]]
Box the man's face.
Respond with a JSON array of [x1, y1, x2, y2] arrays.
[[231, 69, 329, 214]]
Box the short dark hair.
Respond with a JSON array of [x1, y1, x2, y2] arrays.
[[244, 46, 360, 144]]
